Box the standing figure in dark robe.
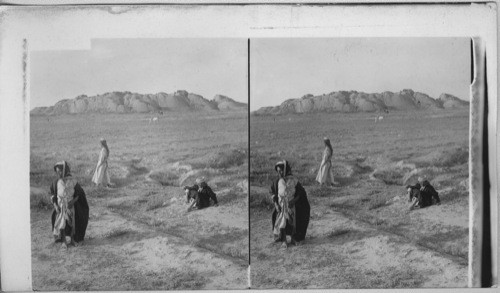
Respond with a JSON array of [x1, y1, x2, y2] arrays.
[[50, 161, 89, 248], [270, 160, 311, 247]]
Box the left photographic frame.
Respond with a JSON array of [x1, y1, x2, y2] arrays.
[[29, 38, 249, 290]]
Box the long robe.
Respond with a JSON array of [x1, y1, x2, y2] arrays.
[[51, 178, 89, 242], [271, 178, 310, 242], [316, 147, 335, 184], [293, 183, 311, 242], [92, 147, 110, 185], [273, 176, 297, 236]]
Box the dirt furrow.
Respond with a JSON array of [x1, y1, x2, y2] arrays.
[[93, 185, 248, 289], [251, 203, 467, 289], [329, 207, 468, 262], [107, 202, 248, 264]]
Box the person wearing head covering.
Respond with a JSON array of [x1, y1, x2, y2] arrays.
[[50, 161, 89, 248], [187, 177, 218, 212], [270, 160, 310, 248], [418, 177, 441, 207], [92, 138, 112, 187], [315, 137, 339, 186]]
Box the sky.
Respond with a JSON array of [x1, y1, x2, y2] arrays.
[[30, 38, 248, 109], [31, 38, 471, 111], [250, 38, 470, 111]]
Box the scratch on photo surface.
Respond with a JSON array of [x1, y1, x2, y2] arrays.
[[22, 39, 27, 136], [0, 8, 11, 82], [0, 7, 7, 24], [106, 6, 134, 15], [20, 5, 138, 16], [247, 265, 251, 288], [249, 24, 404, 30], [101, 5, 193, 15]]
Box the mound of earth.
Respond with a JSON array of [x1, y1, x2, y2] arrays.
[[253, 89, 468, 115], [213, 95, 247, 111], [30, 90, 247, 115], [409, 147, 468, 168], [438, 93, 470, 109]]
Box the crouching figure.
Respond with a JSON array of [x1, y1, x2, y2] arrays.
[[186, 177, 218, 212], [407, 177, 441, 211]]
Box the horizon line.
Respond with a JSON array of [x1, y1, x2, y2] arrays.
[[250, 88, 469, 111], [31, 89, 247, 110]]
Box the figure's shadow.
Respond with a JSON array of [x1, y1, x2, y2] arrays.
[[334, 177, 357, 186], [300, 229, 379, 247]]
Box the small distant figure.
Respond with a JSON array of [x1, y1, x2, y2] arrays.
[[159, 111, 164, 115], [374, 115, 384, 123], [149, 116, 159, 124], [92, 138, 113, 188], [187, 177, 218, 212], [51, 161, 89, 249], [407, 177, 441, 210], [315, 137, 339, 187]]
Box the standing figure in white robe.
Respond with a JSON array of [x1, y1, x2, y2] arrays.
[[315, 137, 339, 186], [92, 138, 111, 187]]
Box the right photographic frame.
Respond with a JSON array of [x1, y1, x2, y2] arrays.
[[249, 37, 477, 289]]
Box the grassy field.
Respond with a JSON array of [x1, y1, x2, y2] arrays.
[[30, 112, 248, 290], [250, 109, 469, 289]]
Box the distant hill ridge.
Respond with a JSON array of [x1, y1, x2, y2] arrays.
[[253, 89, 469, 115], [31, 90, 247, 115]]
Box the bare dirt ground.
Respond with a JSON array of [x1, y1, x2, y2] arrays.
[[30, 113, 248, 290], [250, 109, 469, 289]]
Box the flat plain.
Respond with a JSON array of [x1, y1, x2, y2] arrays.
[[250, 109, 469, 289], [30, 112, 248, 290]]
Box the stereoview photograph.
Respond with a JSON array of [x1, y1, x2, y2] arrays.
[[29, 38, 249, 290], [249, 38, 470, 289]]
